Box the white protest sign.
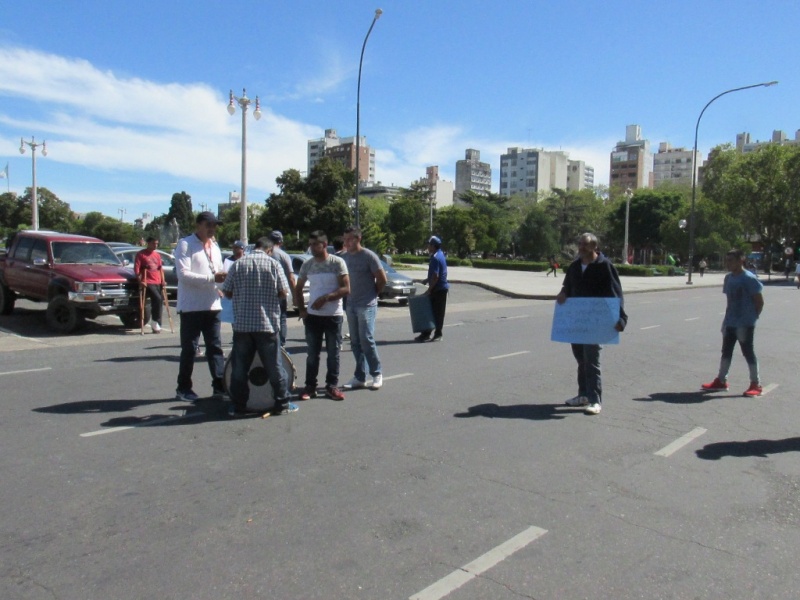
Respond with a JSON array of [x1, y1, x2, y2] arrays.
[[550, 297, 620, 345]]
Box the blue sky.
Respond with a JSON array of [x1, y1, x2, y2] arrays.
[[0, 0, 797, 222]]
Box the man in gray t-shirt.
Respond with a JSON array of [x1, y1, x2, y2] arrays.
[[341, 226, 387, 391], [267, 230, 295, 346]]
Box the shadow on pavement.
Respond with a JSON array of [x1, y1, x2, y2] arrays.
[[632, 391, 734, 404], [696, 437, 800, 460], [96, 354, 179, 364], [454, 402, 569, 420], [34, 397, 187, 414]]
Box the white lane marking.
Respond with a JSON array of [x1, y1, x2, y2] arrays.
[[443, 322, 464, 328], [640, 325, 661, 330], [0, 367, 52, 376], [410, 526, 547, 600], [761, 383, 779, 396], [488, 351, 530, 360], [684, 317, 700, 321], [498, 315, 529, 321], [383, 373, 413, 381], [655, 427, 707, 457], [80, 412, 199, 437]]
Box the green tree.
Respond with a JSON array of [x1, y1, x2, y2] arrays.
[[435, 206, 482, 258], [166, 191, 194, 236], [516, 203, 560, 259], [388, 194, 428, 253], [12, 187, 76, 232], [607, 189, 682, 262], [216, 204, 262, 248]]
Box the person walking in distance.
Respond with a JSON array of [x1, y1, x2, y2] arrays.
[[415, 236, 449, 342], [266, 231, 296, 347], [173, 211, 227, 402], [546, 255, 559, 277], [134, 236, 164, 334], [294, 231, 350, 401], [701, 249, 765, 397], [222, 237, 297, 417], [557, 233, 627, 415], [341, 226, 387, 391]]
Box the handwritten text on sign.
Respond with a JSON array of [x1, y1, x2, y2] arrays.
[[550, 297, 620, 345]]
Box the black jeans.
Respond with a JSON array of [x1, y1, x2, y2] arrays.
[[144, 284, 163, 324], [229, 331, 288, 410], [178, 310, 224, 394], [303, 314, 342, 388], [421, 288, 448, 338]]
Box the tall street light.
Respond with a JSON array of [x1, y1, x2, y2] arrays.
[[19, 137, 47, 231], [622, 187, 633, 264], [228, 88, 261, 246], [354, 8, 383, 228], [686, 80, 778, 284]]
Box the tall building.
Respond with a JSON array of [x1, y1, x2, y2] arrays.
[[499, 148, 593, 197], [609, 124, 653, 191], [653, 142, 696, 187], [307, 128, 375, 183], [736, 129, 800, 153], [567, 160, 595, 191], [455, 149, 492, 200], [418, 166, 454, 210]]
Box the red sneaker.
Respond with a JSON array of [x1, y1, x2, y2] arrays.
[[325, 385, 345, 401], [743, 382, 763, 397], [701, 378, 729, 391]]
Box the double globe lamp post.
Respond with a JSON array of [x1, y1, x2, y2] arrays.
[[227, 89, 261, 246], [19, 137, 47, 231], [686, 80, 777, 284]]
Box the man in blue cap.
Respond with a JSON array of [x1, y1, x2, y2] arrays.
[[416, 235, 449, 342]]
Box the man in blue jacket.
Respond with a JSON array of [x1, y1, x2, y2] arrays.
[[416, 235, 450, 342], [556, 232, 627, 415]]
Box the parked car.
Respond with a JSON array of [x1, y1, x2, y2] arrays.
[[114, 247, 178, 298], [379, 259, 416, 305]]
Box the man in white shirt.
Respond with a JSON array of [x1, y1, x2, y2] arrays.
[[174, 211, 227, 402], [294, 231, 349, 401]]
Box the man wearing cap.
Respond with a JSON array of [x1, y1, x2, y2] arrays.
[[223, 240, 245, 273], [267, 230, 295, 346], [416, 236, 450, 342], [173, 211, 227, 402], [134, 236, 165, 333]]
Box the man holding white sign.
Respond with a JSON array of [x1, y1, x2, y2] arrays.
[[555, 233, 627, 415]]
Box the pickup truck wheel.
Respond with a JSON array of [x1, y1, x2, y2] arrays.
[[46, 296, 85, 333], [120, 304, 152, 329], [0, 283, 15, 315]]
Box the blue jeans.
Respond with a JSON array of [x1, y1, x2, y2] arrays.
[[229, 331, 288, 410], [718, 326, 759, 384], [346, 304, 382, 382], [571, 343, 602, 404], [178, 310, 224, 394], [303, 314, 342, 388]]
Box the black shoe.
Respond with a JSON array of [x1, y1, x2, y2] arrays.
[[272, 402, 300, 416], [430, 334, 443, 342], [415, 334, 430, 342], [227, 405, 260, 418]]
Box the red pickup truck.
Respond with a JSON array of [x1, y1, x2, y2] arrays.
[[0, 230, 149, 333]]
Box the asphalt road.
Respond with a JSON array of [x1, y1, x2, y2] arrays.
[[2, 283, 800, 599]]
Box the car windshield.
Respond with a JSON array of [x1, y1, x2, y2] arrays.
[[53, 242, 121, 265], [380, 260, 397, 274]]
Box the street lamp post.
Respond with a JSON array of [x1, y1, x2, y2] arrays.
[[686, 80, 778, 284], [354, 8, 383, 228], [19, 137, 47, 231], [227, 88, 261, 246], [622, 187, 633, 265], [118, 208, 127, 222]]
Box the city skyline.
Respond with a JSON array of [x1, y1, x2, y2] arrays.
[[0, 0, 796, 220]]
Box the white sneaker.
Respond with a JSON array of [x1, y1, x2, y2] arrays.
[[584, 403, 602, 415], [370, 375, 383, 390], [343, 377, 366, 390], [565, 395, 588, 407], [151, 322, 162, 333]]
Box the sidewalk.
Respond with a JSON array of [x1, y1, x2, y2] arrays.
[[396, 265, 729, 300]]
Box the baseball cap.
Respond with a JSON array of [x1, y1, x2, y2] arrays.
[[268, 230, 284, 243], [428, 235, 442, 247], [232, 240, 245, 249], [196, 211, 223, 225]]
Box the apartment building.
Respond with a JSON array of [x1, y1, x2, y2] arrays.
[[653, 142, 696, 187], [609, 124, 653, 191], [455, 149, 492, 200], [307, 128, 375, 184]]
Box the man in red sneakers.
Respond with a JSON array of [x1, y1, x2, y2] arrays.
[[701, 249, 765, 397]]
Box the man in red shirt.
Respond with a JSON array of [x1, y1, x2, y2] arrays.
[[134, 237, 165, 333]]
